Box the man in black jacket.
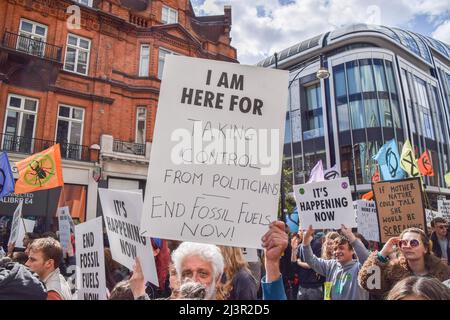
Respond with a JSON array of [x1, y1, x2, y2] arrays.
[[0, 257, 47, 300], [430, 217, 450, 265]]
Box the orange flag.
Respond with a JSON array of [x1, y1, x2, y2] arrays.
[[417, 150, 434, 176], [362, 191, 374, 201], [15, 144, 64, 194]]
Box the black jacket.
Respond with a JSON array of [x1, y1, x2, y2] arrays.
[[0, 260, 47, 300], [431, 231, 450, 265]]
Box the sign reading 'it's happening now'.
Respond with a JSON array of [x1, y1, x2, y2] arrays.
[[140, 56, 289, 249]]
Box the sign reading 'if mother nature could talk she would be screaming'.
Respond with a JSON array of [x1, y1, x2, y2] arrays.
[[99, 189, 158, 286], [293, 178, 355, 230], [140, 56, 289, 249], [373, 178, 426, 243]]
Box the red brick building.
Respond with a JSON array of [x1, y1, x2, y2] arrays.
[[0, 0, 237, 222]]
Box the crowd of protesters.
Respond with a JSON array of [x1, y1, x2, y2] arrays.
[[1, 213, 450, 300]]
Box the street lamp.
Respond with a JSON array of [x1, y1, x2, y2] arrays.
[[274, 52, 330, 223]]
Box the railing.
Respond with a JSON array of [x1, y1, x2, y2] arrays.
[[0, 133, 90, 162], [113, 140, 146, 156], [129, 13, 150, 28], [1, 31, 62, 63]]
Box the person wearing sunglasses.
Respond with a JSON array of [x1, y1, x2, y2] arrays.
[[430, 218, 450, 266], [359, 227, 450, 299]]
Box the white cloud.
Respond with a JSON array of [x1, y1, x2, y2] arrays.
[[192, 0, 450, 65], [432, 20, 450, 44]]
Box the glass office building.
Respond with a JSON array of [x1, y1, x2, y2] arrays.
[[258, 24, 450, 204]]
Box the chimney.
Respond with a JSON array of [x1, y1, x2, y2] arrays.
[[224, 5, 232, 26]]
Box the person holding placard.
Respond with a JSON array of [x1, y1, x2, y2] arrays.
[[301, 224, 370, 300], [359, 227, 450, 298]]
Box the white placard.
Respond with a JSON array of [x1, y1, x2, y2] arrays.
[[293, 177, 355, 229], [99, 188, 158, 286], [58, 207, 72, 254], [75, 216, 107, 300], [140, 55, 288, 248], [354, 200, 380, 242], [242, 247, 259, 263], [438, 200, 450, 220], [15, 219, 35, 248], [425, 208, 442, 226], [8, 200, 23, 245]]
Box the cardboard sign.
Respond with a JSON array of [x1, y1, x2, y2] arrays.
[[15, 218, 36, 248], [438, 200, 450, 220], [242, 247, 259, 263], [354, 200, 380, 242], [8, 200, 23, 245], [373, 178, 426, 243], [58, 207, 72, 254], [293, 178, 355, 229], [140, 56, 288, 248], [99, 189, 158, 285], [75, 217, 107, 300]]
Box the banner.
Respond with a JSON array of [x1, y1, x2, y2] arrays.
[[8, 200, 23, 245], [417, 151, 434, 176], [15, 144, 64, 194], [140, 55, 288, 248], [372, 139, 404, 181], [293, 178, 355, 229], [58, 207, 72, 254], [354, 200, 379, 242], [16, 218, 36, 248], [75, 216, 107, 300], [373, 178, 425, 243], [0, 152, 15, 198], [400, 140, 420, 178], [99, 189, 158, 285], [438, 200, 450, 220]]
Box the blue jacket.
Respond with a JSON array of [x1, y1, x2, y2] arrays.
[[261, 275, 286, 300]]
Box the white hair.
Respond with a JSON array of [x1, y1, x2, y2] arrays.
[[172, 242, 224, 281]]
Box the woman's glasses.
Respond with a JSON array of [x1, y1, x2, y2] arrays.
[[398, 239, 420, 248]]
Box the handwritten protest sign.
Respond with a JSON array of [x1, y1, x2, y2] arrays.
[[354, 200, 379, 242], [438, 200, 450, 220], [58, 207, 72, 254], [99, 189, 158, 285], [373, 178, 425, 243], [75, 216, 106, 300], [293, 178, 355, 229], [16, 219, 35, 248], [425, 209, 442, 226], [140, 56, 288, 248]]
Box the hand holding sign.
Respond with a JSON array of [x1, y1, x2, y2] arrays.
[[261, 221, 288, 282], [130, 257, 146, 299], [340, 224, 356, 242]]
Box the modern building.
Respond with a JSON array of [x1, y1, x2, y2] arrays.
[[258, 24, 450, 206], [0, 0, 236, 224]]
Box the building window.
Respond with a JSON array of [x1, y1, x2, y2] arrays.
[[74, 0, 93, 7], [139, 44, 150, 77], [303, 83, 324, 139], [158, 48, 178, 79], [136, 107, 147, 144], [162, 6, 178, 24], [414, 77, 435, 140], [2, 94, 38, 153], [64, 34, 91, 76], [56, 105, 84, 160], [17, 19, 48, 57]]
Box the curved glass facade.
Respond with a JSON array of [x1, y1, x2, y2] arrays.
[[333, 58, 403, 186]]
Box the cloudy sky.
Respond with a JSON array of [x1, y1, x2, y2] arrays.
[[191, 0, 450, 65]]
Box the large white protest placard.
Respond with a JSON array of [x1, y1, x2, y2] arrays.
[[75, 216, 107, 300], [293, 178, 355, 230], [140, 56, 289, 249], [58, 207, 72, 254], [99, 189, 158, 285], [16, 219, 35, 248], [438, 200, 450, 220], [354, 200, 379, 242], [425, 209, 442, 226], [8, 200, 23, 245]]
